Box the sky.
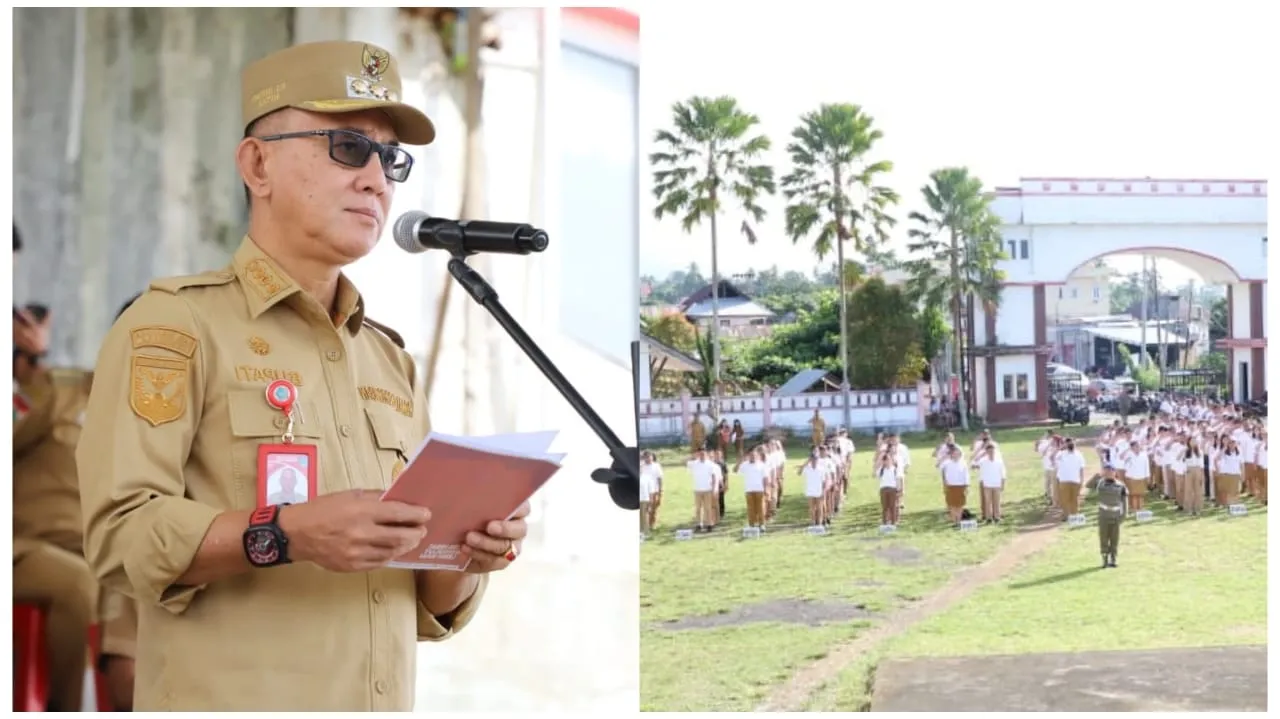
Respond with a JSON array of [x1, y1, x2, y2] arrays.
[[637, 1, 1271, 289]]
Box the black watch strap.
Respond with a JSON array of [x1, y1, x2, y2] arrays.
[[243, 504, 291, 567]]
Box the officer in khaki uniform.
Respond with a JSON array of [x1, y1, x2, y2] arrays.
[[12, 366, 98, 711], [77, 40, 529, 712]]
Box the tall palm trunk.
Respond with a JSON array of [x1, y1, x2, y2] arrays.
[[708, 175, 722, 419], [949, 228, 970, 430], [834, 167, 851, 430]]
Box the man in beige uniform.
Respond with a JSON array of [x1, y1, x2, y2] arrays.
[[78, 40, 528, 711], [12, 365, 98, 711]]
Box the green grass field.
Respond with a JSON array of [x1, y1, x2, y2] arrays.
[[805, 486, 1269, 711], [640, 426, 1092, 712]]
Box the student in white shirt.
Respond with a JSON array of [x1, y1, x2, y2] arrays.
[[798, 449, 828, 527], [1243, 426, 1262, 500], [1257, 433, 1268, 505], [876, 449, 901, 526], [641, 451, 664, 530], [972, 443, 1006, 523], [1055, 438, 1086, 517], [893, 434, 911, 511], [939, 445, 969, 524], [1035, 430, 1055, 503], [737, 447, 769, 529], [1183, 441, 1205, 517], [837, 429, 855, 496], [1113, 430, 1131, 485], [818, 445, 839, 523], [639, 451, 662, 535], [1169, 438, 1189, 511], [686, 448, 719, 532], [770, 440, 787, 514], [1124, 441, 1150, 513], [1214, 440, 1244, 506]]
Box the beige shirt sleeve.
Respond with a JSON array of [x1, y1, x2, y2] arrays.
[[78, 291, 221, 614], [100, 588, 138, 660]]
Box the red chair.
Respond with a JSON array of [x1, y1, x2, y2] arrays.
[[86, 623, 113, 712], [13, 601, 50, 712]]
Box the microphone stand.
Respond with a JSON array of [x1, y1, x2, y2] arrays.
[[446, 255, 640, 510]]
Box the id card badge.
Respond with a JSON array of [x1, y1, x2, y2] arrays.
[[257, 380, 318, 508]]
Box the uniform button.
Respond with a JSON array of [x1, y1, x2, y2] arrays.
[[340, 424, 352, 437], [273, 416, 286, 429], [372, 590, 386, 604], [374, 680, 388, 695], [326, 350, 342, 361]]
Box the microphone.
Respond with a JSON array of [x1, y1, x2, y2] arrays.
[[392, 210, 550, 256]]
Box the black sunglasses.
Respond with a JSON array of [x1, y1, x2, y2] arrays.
[[256, 129, 414, 183]]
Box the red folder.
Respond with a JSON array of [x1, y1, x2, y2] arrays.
[[380, 432, 564, 571]]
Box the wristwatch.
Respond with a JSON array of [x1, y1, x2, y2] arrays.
[[243, 504, 291, 568]]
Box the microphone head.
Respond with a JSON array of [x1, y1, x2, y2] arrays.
[[392, 211, 430, 253]]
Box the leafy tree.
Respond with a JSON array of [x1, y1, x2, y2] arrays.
[[739, 291, 842, 388], [1208, 296, 1228, 342], [916, 303, 950, 382], [845, 278, 927, 388], [779, 103, 899, 423], [902, 167, 1006, 431], [650, 96, 776, 416], [1193, 350, 1228, 376]]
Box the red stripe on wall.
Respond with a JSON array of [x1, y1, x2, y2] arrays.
[[562, 7, 639, 35]]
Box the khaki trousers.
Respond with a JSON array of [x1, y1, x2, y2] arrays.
[[1057, 481, 1081, 516], [744, 491, 766, 527], [694, 491, 718, 526], [639, 501, 651, 533], [13, 541, 100, 712], [1214, 473, 1241, 506], [982, 487, 1002, 519], [1184, 467, 1205, 514]]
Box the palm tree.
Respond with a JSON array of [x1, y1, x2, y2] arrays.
[[902, 167, 1006, 431], [780, 103, 899, 429], [650, 96, 776, 417]]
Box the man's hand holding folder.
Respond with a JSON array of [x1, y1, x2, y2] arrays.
[[380, 431, 566, 572]]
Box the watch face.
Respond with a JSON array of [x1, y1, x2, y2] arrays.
[[245, 527, 281, 566]]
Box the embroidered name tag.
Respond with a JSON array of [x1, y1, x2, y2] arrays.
[[359, 386, 413, 417], [236, 366, 305, 387]]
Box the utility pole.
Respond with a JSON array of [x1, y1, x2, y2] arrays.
[[1139, 255, 1149, 369], [1154, 262, 1166, 375]]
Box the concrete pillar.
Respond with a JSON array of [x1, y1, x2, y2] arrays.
[[679, 389, 691, 438], [761, 385, 773, 428]]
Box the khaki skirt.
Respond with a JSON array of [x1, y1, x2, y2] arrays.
[[944, 485, 967, 509], [1125, 478, 1147, 496]]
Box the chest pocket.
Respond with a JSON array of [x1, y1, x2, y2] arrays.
[[364, 406, 413, 490], [226, 390, 323, 507]]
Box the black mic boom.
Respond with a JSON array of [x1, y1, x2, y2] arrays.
[[392, 210, 550, 256]]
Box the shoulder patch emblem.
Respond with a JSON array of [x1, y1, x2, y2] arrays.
[[130, 354, 189, 427], [131, 326, 198, 358], [248, 336, 271, 356], [244, 259, 289, 302]]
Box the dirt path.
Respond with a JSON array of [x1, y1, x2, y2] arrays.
[[755, 513, 1067, 712]]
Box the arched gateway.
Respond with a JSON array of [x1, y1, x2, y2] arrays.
[[973, 177, 1267, 424]]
